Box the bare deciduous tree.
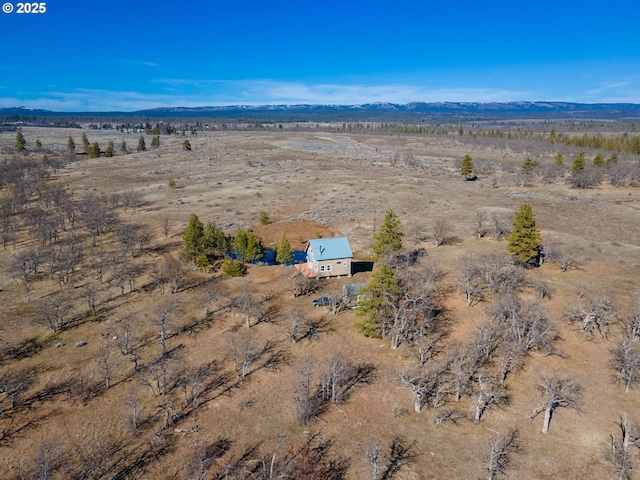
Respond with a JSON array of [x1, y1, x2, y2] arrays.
[[38, 294, 71, 332], [483, 429, 520, 480], [491, 213, 510, 240], [398, 362, 449, 413], [96, 342, 115, 390], [233, 289, 259, 329], [472, 210, 488, 238], [378, 437, 415, 480], [284, 308, 308, 343], [57, 239, 84, 297], [162, 216, 171, 238], [294, 357, 320, 425], [487, 296, 558, 357], [80, 194, 113, 246], [531, 278, 551, 300], [319, 353, 355, 404], [620, 305, 640, 342], [122, 189, 142, 213], [0, 369, 32, 411], [83, 281, 100, 314], [467, 253, 526, 298], [611, 339, 640, 394], [114, 316, 141, 370], [408, 323, 445, 366], [460, 254, 483, 306], [10, 249, 41, 302], [448, 341, 482, 403], [164, 255, 183, 294], [149, 301, 177, 357], [544, 243, 582, 272], [228, 329, 266, 378], [566, 293, 616, 340], [607, 413, 639, 480], [150, 260, 167, 295], [469, 316, 502, 364], [178, 364, 210, 410], [363, 439, 380, 480], [471, 372, 509, 423], [529, 371, 582, 434], [432, 219, 451, 247], [126, 389, 140, 433], [288, 270, 319, 298]]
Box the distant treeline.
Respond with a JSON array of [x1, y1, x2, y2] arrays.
[[557, 132, 640, 154]]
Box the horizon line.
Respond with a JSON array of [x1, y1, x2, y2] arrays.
[[4, 100, 640, 115]]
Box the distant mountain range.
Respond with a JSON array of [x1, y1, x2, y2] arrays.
[[3, 102, 640, 121]]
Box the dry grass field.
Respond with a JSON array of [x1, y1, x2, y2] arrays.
[[0, 124, 639, 479]]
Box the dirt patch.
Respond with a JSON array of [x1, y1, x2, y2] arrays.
[[252, 219, 337, 247]]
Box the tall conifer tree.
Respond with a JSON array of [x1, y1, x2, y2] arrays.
[[276, 234, 293, 264], [373, 210, 403, 258], [507, 203, 543, 265], [461, 153, 474, 179]]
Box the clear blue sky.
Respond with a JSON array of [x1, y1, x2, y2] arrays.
[[2, 0, 640, 111]]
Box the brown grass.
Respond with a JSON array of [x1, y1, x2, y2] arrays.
[[0, 126, 638, 479]]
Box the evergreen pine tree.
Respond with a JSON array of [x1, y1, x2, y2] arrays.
[[151, 135, 160, 149], [15, 131, 26, 152], [120, 140, 127, 154], [233, 229, 249, 262], [222, 258, 245, 277], [137, 136, 146, 152], [87, 142, 100, 158], [507, 203, 543, 266], [81, 133, 90, 151], [521, 157, 538, 174], [233, 229, 263, 263], [592, 152, 605, 167], [373, 209, 403, 258], [572, 151, 586, 173], [182, 214, 204, 265], [105, 141, 115, 157], [554, 152, 564, 167], [245, 232, 263, 263], [67, 136, 76, 152], [202, 222, 230, 259], [182, 140, 191, 151], [355, 263, 401, 337], [276, 234, 293, 264], [461, 153, 474, 179]]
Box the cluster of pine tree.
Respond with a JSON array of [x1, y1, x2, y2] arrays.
[[181, 214, 232, 269], [181, 214, 295, 274]]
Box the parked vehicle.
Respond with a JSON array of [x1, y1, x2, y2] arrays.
[[312, 297, 333, 307]]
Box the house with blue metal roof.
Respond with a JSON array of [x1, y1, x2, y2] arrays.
[[305, 237, 353, 278]]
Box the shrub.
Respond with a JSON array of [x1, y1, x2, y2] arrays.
[[259, 211, 270, 225], [222, 258, 245, 277], [167, 177, 176, 189], [568, 169, 602, 189]]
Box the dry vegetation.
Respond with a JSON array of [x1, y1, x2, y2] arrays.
[[0, 122, 639, 479]]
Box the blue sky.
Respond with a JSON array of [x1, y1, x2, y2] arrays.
[[2, 0, 640, 111]]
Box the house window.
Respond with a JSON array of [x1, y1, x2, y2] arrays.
[[326, 264, 332, 271], [320, 265, 325, 272]]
